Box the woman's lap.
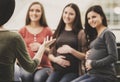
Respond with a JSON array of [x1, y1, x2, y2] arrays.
[[33, 67, 51, 82], [71, 74, 117, 82], [14, 65, 51, 82], [46, 71, 78, 82]]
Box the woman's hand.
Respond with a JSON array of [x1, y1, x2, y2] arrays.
[[33, 36, 56, 60], [54, 55, 70, 68], [85, 50, 91, 59], [85, 59, 92, 71], [85, 50, 92, 71], [57, 45, 72, 54], [29, 36, 55, 52], [43, 36, 56, 48]]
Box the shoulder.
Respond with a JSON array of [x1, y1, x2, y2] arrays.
[[18, 26, 28, 37], [2, 31, 24, 46], [79, 29, 85, 34], [11, 31, 22, 38], [12, 32, 24, 44], [43, 27, 53, 35], [43, 27, 52, 31], [78, 29, 86, 37], [19, 26, 27, 32], [102, 28, 116, 39], [6, 31, 22, 41], [103, 28, 115, 36], [105, 28, 113, 34], [8, 31, 19, 36]]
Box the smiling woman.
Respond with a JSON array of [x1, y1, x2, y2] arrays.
[[0, 0, 55, 81], [3, 0, 120, 40], [71, 5, 118, 82], [14, 1, 54, 82], [4, 0, 92, 30]]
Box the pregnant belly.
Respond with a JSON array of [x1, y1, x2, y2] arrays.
[[87, 48, 108, 60]]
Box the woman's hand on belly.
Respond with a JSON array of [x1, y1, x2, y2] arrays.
[[54, 55, 70, 68], [85, 50, 92, 59], [85, 59, 92, 71], [57, 45, 72, 54]]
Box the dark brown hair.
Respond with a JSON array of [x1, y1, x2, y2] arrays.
[[0, 0, 15, 26], [53, 3, 83, 38], [85, 5, 108, 44]]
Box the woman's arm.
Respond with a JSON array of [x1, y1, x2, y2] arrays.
[[57, 45, 85, 60], [57, 30, 87, 60], [90, 31, 118, 68]]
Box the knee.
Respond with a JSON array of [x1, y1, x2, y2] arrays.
[[34, 72, 49, 82], [34, 73, 43, 81], [21, 71, 32, 80]]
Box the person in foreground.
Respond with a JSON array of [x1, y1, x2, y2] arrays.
[[0, 0, 55, 81], [71, 5, 118, 82], [15, 1, 53, 82], [46, 3, 87, 82]]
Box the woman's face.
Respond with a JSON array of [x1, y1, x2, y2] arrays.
[[29, 4, 42, 22], [63, 6, 76, 25], [87, 11, 103, 28]]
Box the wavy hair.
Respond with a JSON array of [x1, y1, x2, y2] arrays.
[[84, 5, 108, 45], [53, 3, 83, 38]]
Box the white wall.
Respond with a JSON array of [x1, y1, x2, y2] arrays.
[[4, 0, 120, 30], [4, 0, 92, 30]]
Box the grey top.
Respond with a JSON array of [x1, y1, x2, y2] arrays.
[[88, 28, 118, 78]]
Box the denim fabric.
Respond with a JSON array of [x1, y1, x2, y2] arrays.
[[71, 74, 117, 82], [33, 68, 51, 82], [20, 67, 33, 82], [46, 71, 78, 82], [14, 63, 22, 82], [14, 64, 51, 82]]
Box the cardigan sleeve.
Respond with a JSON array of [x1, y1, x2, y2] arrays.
[[14, 33, 39, 72]]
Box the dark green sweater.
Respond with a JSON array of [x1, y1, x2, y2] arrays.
[[0, 30, 39, 81]]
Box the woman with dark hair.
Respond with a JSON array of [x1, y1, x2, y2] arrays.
[[0, 0, 55, 81], [71, 5, 118, 82], [46, 3, 87, 82], [15, 1, 53, 82]]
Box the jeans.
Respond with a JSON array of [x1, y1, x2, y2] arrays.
[[46, 71, 78, 82], [71, 74, 117, 82], [33, 68, 51, 82], [14, 63, 22, 82], [14, 64, 51, 82]]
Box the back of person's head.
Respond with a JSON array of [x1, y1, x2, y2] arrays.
[[0, 0, 15, 26]]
